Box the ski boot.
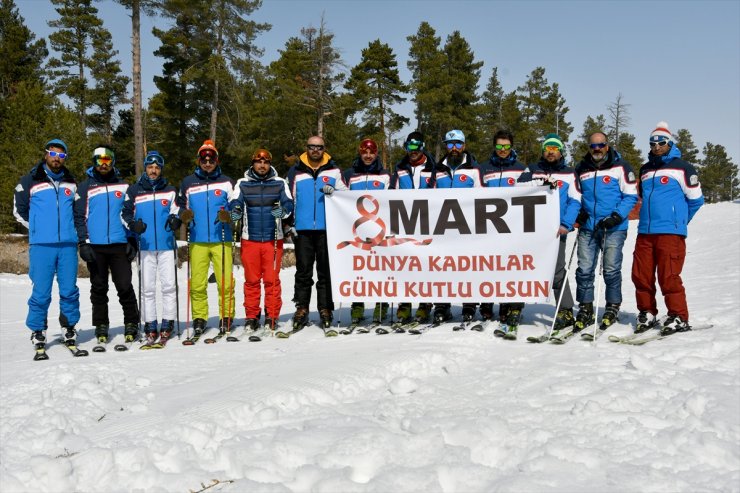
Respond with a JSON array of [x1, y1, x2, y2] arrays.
[[264, 317, 276, 331], [550, 308, 575, 338], [123, 322, 139, 343], [159, 320, 174, 344], [31, 330, 48, 360], [319, 309, 333, 329], [461, 305, 476, 323], [143, 321, 159, 345], [292, 306, 309, 331], [395, 303, 413, 325], [245, 318, 260, 331], [414, 303, 432, 323], [502, 308, 522, 340], [219, 317, 233, 334], [574, 302, 594, 331], [600, 303, 619, 329], [479, 303, 494, 321], [62, 326, 77, 347], [350, 303, 365, 325], [94, 324, 109, 344], [659, 314, 690, 336], [192, 318, 207, 338], [635, 311, 657, 333], [373, 303, 389, 322], [433, 304, 453, 324]]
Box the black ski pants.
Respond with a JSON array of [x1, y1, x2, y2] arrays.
[[87, 243, 139, 326], [293, 230, 334, 312]]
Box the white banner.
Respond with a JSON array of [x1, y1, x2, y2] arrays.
[[325, 187, 560, 303]]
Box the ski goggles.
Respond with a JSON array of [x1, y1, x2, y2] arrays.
[[495, 144, 512, 151], [144, 154, 164, 166], [46, 150, 67, 159], [544, 145, 562, 152], [199, 151, 217, 162], [404, 140, 424, 152], [94, 155, 113, 166], [649, 140, 669, 148], [252, 149, 272, 163]]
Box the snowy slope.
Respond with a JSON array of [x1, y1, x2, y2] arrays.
[[1, 202, 738, 493]]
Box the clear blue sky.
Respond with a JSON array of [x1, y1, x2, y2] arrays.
[[18, 0, 740, 163]]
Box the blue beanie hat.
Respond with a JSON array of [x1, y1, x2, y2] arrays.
[[45, 139, 67, 153]]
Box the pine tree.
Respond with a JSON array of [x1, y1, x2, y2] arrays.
[[47, 0, 103, 126], [614, 132, 643, 169], [607, 93, 631, 149], [700, 143, 738, 203], [407, 22, 446, 146], [478, 67, 504, 146], [0, 0, 48, 98], [674, 128, 700, 164], [345, 39, 409, 165], [88, 28, 130, 143]]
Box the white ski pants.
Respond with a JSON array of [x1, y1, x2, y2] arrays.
[[139, 250, 177, 323]]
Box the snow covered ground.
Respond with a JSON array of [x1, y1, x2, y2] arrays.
[[1, 202, 739, 493]]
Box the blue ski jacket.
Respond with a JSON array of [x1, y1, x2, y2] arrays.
[[176, 166, 234, 243], [14, 162, 78, 244], [342, 157, 391, 190], [523, 157, 582, 231], [122, 175, 180, 251], [74, 167, 130, 244], [230, 166, 294, 242], [480, 150, 528, 188], [435, 151, 484, 188], [391, 151, 438, 189], [286, 153, 346, 231], [637, 145, 704, 236], [575, 148, 638, 232]]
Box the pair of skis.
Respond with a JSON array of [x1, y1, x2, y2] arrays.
[[608, 323, 713, 345], [33, 338, 89, 360]]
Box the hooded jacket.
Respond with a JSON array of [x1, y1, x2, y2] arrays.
[[435, 150, 483, 188], [74, 166, 130, 244], [391, 151, 440, 189], [176, 165, 234, 243], [575, 148, 638, 232], [342, 156, 391, 190], [286, 152, 346, 231], [14, 161, 78, 244], [480, 150, 528, 187], [230, 166, 294, 242], [122, 174, 180, 251], [637, 145, 704, 236]]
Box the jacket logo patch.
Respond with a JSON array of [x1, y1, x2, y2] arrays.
[[602, 176, 612, 184], [115, 191, 123, 198], [425, 177, 431, 184], [64, 188, 72, 196], [459, 175, 468, 182], [161, 199, 169, 206], [557, 180, 563, 188], [660, 176, 670, 185], [214, 189, 222, 196], [322, 176, 330, 183], [373, 181, 380, 188], [507, 178, 515, 186]]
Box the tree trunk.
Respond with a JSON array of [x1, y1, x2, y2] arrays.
[[132, 0, 144, 176], [378, 82, 387, 166]]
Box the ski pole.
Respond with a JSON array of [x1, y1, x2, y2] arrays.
[[589, 228, 608, 343], [271, 212, 280, 335], [186, 228, 191, 340], [172, 231, 181, 338], [547, 235, 578, 338], [220, 214, 226, 333], [137, 234, 143, 336]]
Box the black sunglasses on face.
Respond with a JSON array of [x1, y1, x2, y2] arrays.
[[307, 144, 324, 151]]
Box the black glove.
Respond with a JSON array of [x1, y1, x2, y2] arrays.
[[78, 242, 96, 263], [166, 214, 182, 231], [126, 237, 138, 262], [230, 206, 243, 222], [284, 226, 297, 238], [576, 210, 589, 227], [130, 219, 147, 235], [215, 209, 231, 224], [180, 209, 194, 225], [597, 212, 623, 230]]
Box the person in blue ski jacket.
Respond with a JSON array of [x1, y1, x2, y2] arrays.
[[121, 151, 181, 344], [74, 145, 140, 344], [389, 131, 440, 325], [286, 135, 347, 330], [342, 138, 392, 327], [431, 129, 484, 324], [631, 121, 704, 335], [522, 133, 582, 332], [175, 140, 236, 335], [479, 129, 529, 328], [573, 132, 638, 332], [229, 148, 294, 332], [13, 139, 80, 350]]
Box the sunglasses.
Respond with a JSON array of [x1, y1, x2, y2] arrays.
[[46, 150, 67, 159], [405, 140, 423, 151], [544, 145, 562, 152], [495, 144, 512, 151], [307, 144, 324, 151], [95, 156, 113, 166], [649, 140, 669, 148], [589, 142, 607, 150], [446, 142, 464, 150]]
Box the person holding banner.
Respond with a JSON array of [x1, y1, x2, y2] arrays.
[[431, 129, 484, 325], [479, 130, 529, 330], [229, 148, 294, 332], [390, 131, 438, 325], [286, 136, 347, 333], [342, 138, 392, 330], [524, 134, 582, 333]]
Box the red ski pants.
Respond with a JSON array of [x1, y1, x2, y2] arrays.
[[241, 239, 283, 320], [631, 234, 689, 320]]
